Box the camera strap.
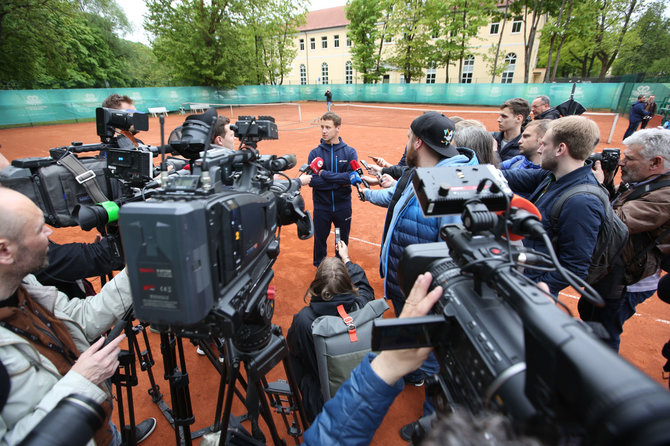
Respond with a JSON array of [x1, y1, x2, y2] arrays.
[[57, 153, 109, 203]]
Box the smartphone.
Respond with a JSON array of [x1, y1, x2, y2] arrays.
[[334, 227, 341, 248], [371, 315, 446, 350]]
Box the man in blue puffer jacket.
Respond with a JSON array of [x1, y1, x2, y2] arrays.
[[363, 112, 478, 318], [361, 112, 477, 438], [302, 112, 359, 267]]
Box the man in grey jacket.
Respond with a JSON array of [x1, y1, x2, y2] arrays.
[[0, 187, 155, 445]]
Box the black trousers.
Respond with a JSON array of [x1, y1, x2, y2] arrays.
[[312, 208, 351, 267]]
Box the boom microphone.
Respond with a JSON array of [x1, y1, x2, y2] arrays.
[[501, 195, 544, 241], [350, 159, 370, 188]]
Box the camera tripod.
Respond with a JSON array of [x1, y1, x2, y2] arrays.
[[110, 309, 164, 446], [156, 321, 308, 446]]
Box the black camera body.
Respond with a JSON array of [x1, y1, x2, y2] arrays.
[[231, 116, 279, 143], [96, 107, 149, 145], [588, 148, 620, 172], [374, 165, 670, 445], [119, 113, 312, 338]]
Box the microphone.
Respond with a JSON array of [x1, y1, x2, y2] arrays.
[[349, 171, 365, 201], [499, 195, 544, 241], [359, 159, 381, 180], [350, 160, 370, 188], [301, 157, 324, 174]]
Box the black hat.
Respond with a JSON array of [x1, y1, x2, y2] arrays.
[[410, 112, 458, 158]]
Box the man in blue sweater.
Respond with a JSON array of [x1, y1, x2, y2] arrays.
[[301, 112, 358, 267], [502, 116, 605, 295], [623, 95, 651, 140]]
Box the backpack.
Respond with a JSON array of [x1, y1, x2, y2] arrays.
[[549, 183, 629, 285], [311, 298, 389, 402]]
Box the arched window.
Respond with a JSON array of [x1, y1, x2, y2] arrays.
[[501, 53, 516, 84], [345, 61, 353, 84], [321, 62, 329, 84], [300, 64, 306, 85], [461, 55, 475, 83]]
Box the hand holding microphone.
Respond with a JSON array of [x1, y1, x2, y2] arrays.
[[301, 157, 324, 174], [349, 160, 370, 188], [349, 171, 365, 201]]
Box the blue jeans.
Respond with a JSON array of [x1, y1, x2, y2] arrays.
[[619, 290, 656, 328]]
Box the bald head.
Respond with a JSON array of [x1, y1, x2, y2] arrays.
[[0, 188, 43, 241]]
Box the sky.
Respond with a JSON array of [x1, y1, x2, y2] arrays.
[[118, 0, 348, 45]]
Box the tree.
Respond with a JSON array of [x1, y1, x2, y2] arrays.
[[487, 0, 511, 83], [431, 0, 496, 83], [611, 1, 670, 77], [591, 0, 643, 80], [240, 0, 306, 85], [510, 0, 561, 83], [385, 0, 434, 83], [345, 0, 389, 83]]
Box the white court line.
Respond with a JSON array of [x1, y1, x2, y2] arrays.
[[559, 290, 670, 325], [331, 230, 381, 247]]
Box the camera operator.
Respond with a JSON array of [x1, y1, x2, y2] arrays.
[[0, 187, 156, 445], [210, 116, 235, 150], [589, 129, 670, 351], [101, 94, 143, 148], [501, 116, 604, 296], [286, 240, 374, 423]]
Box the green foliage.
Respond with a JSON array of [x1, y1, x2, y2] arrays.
[[145, 0, 304, 87], [430, 0, 496, 83], [345, 0, 390, 83], [385, 0, 434, 83], [0, 0, 163, 89], [611, 1, 670, 77]]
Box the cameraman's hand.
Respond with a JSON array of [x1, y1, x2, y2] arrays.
[[593, 160, 605, 184], [371, 273, 443, 386], [380, 174, 396, 189], [299, 174, 312, 186], [71, 334, 126, 385], [336, 240, 349, 263]]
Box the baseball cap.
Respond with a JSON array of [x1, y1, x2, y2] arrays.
[[410, 112, 458, 158]]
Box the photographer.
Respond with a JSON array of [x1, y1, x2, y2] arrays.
[[101, 94, 143, 148], [590, 129, 670, 351], [0, 187, 155, 445], [286, 241, 374, 423]]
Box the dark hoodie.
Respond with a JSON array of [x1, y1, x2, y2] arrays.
[[307, 137, 358, 211], [286, 261, 374, 421]]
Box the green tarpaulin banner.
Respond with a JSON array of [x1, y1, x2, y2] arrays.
[[1, 82, 666, 127]]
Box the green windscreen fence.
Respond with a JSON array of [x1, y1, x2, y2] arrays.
[[1, 82, 668, 127]]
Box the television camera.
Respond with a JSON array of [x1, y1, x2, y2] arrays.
[[373, 165, 670, 446]]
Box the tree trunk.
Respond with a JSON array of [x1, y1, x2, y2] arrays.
[[550, 0, 573, 81], [491, 0, 509, 82]]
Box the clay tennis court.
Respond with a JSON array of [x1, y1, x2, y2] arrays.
[[1, 101, 668, 445]]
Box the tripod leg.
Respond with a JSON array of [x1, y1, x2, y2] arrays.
[[161, 332, 194, 446]]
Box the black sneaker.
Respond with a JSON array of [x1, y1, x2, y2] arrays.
[[400, 421, 419, 442], [135, 417, 157, 444]]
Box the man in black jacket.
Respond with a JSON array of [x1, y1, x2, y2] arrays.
[[531, 95, 561, 120], [491, 97, 530, 162]]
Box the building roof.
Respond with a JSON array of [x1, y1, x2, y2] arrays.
[[299, 6, 349, 32]]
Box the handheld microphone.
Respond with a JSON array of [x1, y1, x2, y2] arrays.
[[350, 160, 370, 188], [349, 171, 365, 201], [307, 157, 324, 174]]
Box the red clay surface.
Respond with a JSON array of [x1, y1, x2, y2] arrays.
[[1, 101, 667, 445]]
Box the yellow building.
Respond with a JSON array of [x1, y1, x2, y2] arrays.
[[286, 5, 546, 85]]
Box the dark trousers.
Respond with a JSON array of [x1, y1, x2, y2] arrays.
[[623, 120, 641, 140], [312, 208, 351, 267], [579, 261, 626, 351]]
